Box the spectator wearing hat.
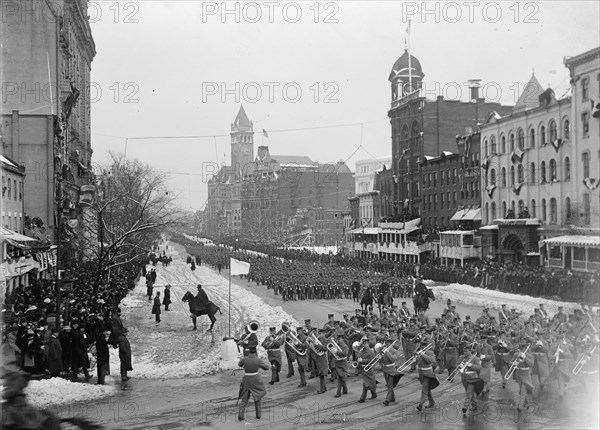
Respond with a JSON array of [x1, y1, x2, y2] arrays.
[[152, 291, 162, 323], [237, 345, 270, 421], [16, 327, 40, 374], [96, 330, 111, 385], [163, 285, 172, 311], [70, 320, 91, 381], [59, 325, 72, 374], [261, 327, 283, 385], [109, 308, 133, 381], [45, 328, 62, 378]]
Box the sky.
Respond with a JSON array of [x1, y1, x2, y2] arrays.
[[88, 1, 600, 210]]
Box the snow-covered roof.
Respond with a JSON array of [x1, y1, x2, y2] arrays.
[[541, 235, 600, 248]]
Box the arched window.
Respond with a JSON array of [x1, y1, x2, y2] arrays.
[[517, 128, 525, 149], [565, 197, 571, 221], [550, 159, 557, 181], [550, 198, 557, 224], [541, 199, 547, 222], [531, 199, 536, 218], [484, 139, 489, 157], [490, 168, 496, 185], [564, 157, 570, 181], [502, 201, 507, 217], [549, 120, 558, 142], [563, 119, 570, 140], [517, 164, 524, 183], [529, 128, 535, 148], [511, 200, 516, 214], [411, 121, 421, 146], [501, 136, 506, 153], [491, 202, 497, 220], [491, 135, 497, 154], [401, 125, 409, 142], [530, 162, 536, 184], [518, 200, 524, 215], [485, 202, 489, 224], [583, 151, 591, 178], [510, 165, 515, 186], [510, 133, 515, 151], [540, 161, 546, 183], [501, 168, 506, 187], [540, 125, 546, 145]]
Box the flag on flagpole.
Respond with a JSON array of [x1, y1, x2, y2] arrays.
[[262, 129, 269, 138], [230, 258, 250, 276]]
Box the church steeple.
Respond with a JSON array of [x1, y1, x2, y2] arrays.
[[231, 105, 254, 179]]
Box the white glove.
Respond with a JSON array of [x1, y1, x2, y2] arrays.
[[480, 355, 485, 359]]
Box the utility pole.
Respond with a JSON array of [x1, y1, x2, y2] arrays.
[[55, 176, 62, 328]]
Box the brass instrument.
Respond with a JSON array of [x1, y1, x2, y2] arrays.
[[265, 322, 289, 349], [284, 330, 307, 356], [238, 320, 260, 345], [572, 345, 597, 375], [327, 338, 344, 358], [396, 343, 433, 373], [307, 332, 325, 356], [444, 354, 476, 385], [505, 344, 531, 380], [364, 340, 397, 372], [555, 337, 565, 365]]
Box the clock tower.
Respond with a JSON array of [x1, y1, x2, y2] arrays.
[[231, 105, 254, 180]]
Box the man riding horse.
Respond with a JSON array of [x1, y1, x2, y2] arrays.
[[413, 282, 435, 314], [183, 284, 222, 332]]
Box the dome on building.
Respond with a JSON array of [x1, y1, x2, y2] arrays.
[[389, 50, 424, 81]]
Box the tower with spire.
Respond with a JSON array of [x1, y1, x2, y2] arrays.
[[231, 105, 254, 180]]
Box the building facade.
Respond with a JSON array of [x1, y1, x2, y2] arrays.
[[355, 157, 391, 194], [1, 156, 26, 233]]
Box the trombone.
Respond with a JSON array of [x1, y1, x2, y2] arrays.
[[505, 344, 531, 380], [364, 340, 398, 372], [396, 343, 433, 373], [285, 330, 307, 356], [572, 345, 597, 375], [443, 354, 476, 385]]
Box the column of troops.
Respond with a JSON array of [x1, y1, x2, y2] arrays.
[[234, 301, 599, 420]]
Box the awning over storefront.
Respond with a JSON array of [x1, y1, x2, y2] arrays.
[[0, 227, 37, 242], [541, 235, 600, 248], [450, 209, 468, 221], [450, 207, 481, 222]]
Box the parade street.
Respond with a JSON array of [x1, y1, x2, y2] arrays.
[[53, 242, 597, 430]]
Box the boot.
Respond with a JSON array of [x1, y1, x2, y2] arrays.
[[342, 382, 348, 394], [255, 400, 262, 419], [317, 376, 327, 394], [298, 368, 306, 387]]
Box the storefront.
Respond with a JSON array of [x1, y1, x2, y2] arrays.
[[541, 235, 600, 273]]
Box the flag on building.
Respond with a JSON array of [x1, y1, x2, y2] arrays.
[[230, 258, 250, 276], [262, 129, 269, 138]]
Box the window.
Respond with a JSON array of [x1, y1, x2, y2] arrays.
[[453, 192, 457, 207], [491, 135, 497, 154], [485, 202, 489, 223], [541, 199, 547, 222], [441, 193, 445, 208], [511, 200, 515, 214], [584, 193, 591, 225], [540, 161, 546, 183], [531, 199, 536, 218], [18, 182, 22, 200], [447, 170, 451, 186], [582, 112, 590, 136], [517, 128, 525, 149], [550, 159, 557, 181], [510, 133, 515, 151], [530, 162, 536, 184], [564, 157, 570, 181], [550, 198, 557, 224], [517, 164, 524, 183], [540, 125, 546, 145], [7, 178, 11, 198], [453, 169, 457, 184], [565, 197, 571, 221], [549, 120, 558, 142], [510, 166, 515, 186], [518, 200, 524, 215], [502, 201, 507, 217], [501, 168, 506, 187], [484, 139, 489, 157], [491, 202, 496, 220], [529, 128, 535, 148], [583, 151, 591, 178], [563, 119, 570, 140], [582, 77, 589, 101], [501, 136, 506, 153], [490, 168, 496, 185]]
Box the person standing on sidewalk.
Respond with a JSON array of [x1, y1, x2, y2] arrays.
[[152, 291, 162, 323], [163, 285, 172, 311]]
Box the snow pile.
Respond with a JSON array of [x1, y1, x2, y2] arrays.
[[18, 378, 117, 408], [281, 245, 339, 255], [429, 281, 587, 316]]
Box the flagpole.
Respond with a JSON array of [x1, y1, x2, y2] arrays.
[[228, 261, 232, 338], [407, 19, 412, 92]]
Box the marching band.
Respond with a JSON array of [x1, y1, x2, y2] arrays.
[[235, 300, 599, 418]]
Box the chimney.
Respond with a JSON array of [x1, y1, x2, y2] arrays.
[[467, 79, 482, 102]]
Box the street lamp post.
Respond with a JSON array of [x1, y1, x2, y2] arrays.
[[55, 176, 62, 328]]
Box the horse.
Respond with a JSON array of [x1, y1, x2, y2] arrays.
[[413, 287, 435, 314], [182, 291, 222, 332], [360, 287, 374, 313]]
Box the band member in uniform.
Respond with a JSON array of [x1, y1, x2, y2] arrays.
[[262, 327, 284, 385], [495, 334, 513, 388], [380, 338, 402, 406], [511, 339, 535, 412], [458, 345, 483, 414], [238, 325, 259, 357], [356, 337, 377, 403], [444, 329, 459, 381], [237, 346, 270, 421], [284, 327, 297, 379], [331, 329, 349, 397], [550, 329, 574, 400], [475, 333, 495, 395], [415, 335, 439, 411], [294, 326, 309, 387], [312, 329, 330, 394], [531, 337, 550, 391]]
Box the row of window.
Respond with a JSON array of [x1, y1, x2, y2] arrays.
[[1, 176, 23, 201], [2, 214, 23, 233], [485, 194, 592, 225], [422, 188, 479, 212]]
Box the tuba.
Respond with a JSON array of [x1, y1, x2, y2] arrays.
[[327, 338, 343, 358], [239, 320, 260, 345], [307, 332, 325, 356], [285, 330, 307, 356]]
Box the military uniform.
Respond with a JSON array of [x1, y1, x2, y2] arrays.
[[261, 328, 284, 384], [416, 337, 439, 411], [237, 349, 270, 421]]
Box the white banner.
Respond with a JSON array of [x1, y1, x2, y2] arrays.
[[230, 258, 250, 276]]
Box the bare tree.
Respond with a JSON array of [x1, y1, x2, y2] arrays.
[[75, 152, 187, 292]]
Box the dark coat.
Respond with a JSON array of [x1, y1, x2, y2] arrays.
[[58, 331, 72, 369], [152, 296, 161, 315], [45, 337, 63, 374], [96, 335, 110, 367], [118, 334, 133, 374], [70, 330, 89, 370], [162, 289, 172, 305]]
